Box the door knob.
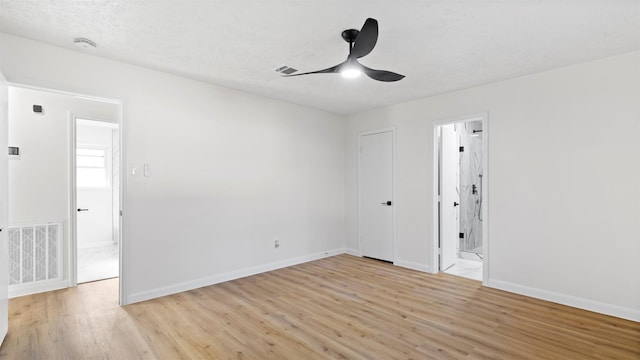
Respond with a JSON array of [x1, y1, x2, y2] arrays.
[[77, 208, 89, 212], [453, 202, 460, 207], [380, 201, 392, 206]]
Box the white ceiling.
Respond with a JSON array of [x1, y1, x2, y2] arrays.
[[0, 1, 638, 115]]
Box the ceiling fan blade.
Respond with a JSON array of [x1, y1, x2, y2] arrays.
[[361, 64, 405, 82], [281, 63, 342, 77], [351, 18, 378, 59]]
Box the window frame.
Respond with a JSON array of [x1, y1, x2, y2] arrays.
[[76, 144, 111, 189]]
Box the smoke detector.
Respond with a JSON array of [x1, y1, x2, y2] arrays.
[[74, 38, 96, 49]]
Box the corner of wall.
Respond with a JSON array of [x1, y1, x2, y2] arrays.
[[394, 259, 432, 273], [345, 248, 360, 257]]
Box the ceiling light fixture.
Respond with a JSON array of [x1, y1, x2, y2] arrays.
[[282, 18, 404, 82], [74, 38, 96, 49], [340, 65, 362, 79]]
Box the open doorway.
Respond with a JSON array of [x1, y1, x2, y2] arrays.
[[434, 114, 487, 281], [74, 119, 120, 283], [7, 85, 123, 301]]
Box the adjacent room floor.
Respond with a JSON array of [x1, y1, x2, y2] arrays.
[[443, 258, 483, 281], [77, 243, 119, 283]]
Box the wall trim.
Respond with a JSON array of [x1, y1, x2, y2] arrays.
[[9, 279, 68, 299], [486, 279, 640, 322], [8, 82, 123, 105], [345, 248, 360, 256], [127, 248, 346, 304], [394, 259, 432, 273]]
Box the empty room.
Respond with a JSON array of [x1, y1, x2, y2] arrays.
[[0, 1, 638, 359]]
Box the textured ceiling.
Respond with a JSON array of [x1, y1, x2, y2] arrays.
[[0, 0, 638, 115]]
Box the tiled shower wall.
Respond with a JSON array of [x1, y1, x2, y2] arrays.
[[456, 121, 483, 254]]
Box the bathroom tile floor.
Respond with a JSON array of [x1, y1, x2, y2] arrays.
[[443, 258, 483, 281], [78, 243, 119, 284]]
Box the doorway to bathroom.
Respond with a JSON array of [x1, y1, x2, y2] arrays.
[[74, 118, 120, 284], [434, 114, 487, 282]]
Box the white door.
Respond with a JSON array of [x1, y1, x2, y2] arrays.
[[359, 131, 393, 262], [75, 120, 119, 284], [440, 124, 459, 271], [0, 71, 9, 344]]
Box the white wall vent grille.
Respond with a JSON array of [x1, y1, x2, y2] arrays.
[[8, 223, 63, 287]]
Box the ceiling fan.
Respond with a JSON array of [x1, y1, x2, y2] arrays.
[[283, 18, 405, 82]]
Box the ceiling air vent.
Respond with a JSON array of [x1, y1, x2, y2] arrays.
[[74, 38, 96, 49], [275, 65, 298, 75]]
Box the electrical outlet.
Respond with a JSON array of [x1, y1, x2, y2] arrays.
[[274, 239, 280, 248]]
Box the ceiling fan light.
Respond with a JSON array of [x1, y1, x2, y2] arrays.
[[341, 67, 362, 79], [341, 68, 362, 78]]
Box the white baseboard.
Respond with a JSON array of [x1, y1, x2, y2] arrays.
[[345, 248, 360, 256], [9, 279, 68, 298], [394, 259, 432, 273], [343, 253, 433, 274], [486, 279, 640, 322], [126, 248, 346, 304]]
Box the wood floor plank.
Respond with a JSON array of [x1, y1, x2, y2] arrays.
[[0, 254, 638, 359]]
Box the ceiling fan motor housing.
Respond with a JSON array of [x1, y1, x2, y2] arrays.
[[341, 29, 360, 43]]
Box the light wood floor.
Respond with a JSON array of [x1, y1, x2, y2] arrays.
[[1, 255, 638, 359]]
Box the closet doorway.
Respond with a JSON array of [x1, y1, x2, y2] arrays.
[[358, 128, 394, 262]]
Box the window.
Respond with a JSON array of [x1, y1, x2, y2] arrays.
[[77, 147, 109, 188]]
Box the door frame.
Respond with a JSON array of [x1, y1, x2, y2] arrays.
[[0, 70, 9, 345], [70, 115, 121, 287], [438, 123, 459, 272], [431, 113, 489, 284], [357, 127, 396, 262], [6, 82, 126, 304]]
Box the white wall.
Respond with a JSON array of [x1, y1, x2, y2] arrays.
[[0, 33, 346, 303], [345, 51, 640, 320]]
